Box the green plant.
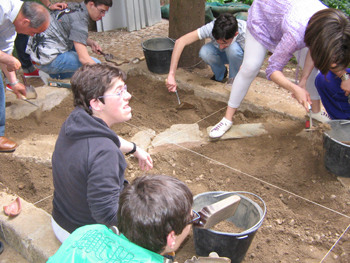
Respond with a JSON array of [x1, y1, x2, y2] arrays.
[[320, 0, 350, 16], [206, 0, 226, 4]]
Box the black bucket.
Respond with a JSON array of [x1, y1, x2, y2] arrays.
[[323, 120, 350, 177], [192, 191, 266, 263], [141, 38, 174, 74]]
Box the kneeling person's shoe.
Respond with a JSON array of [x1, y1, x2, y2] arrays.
[[209, 117, 233, 139], [309, 110, 331, 123], [0, 136, 18, 153], [211, 67, 228, 82], [23, 68, 40, 78]]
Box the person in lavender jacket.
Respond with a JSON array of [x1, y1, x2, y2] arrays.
[[209, 0, 350, 139]]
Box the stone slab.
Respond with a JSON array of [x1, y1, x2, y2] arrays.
[[207, 123, 268, 140], [150, 123, 206, 153], [12, 134, 58, 167], [0, 192, 60, 263], [5, 86, 71, 120]]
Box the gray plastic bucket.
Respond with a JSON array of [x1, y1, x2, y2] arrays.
[[192, 191, 266, 263], [141, 38, 174, 74], [323, 120, 350, 177]]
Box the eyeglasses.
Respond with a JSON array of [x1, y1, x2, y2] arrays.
[[188, 210, 201, 225], [95, 6, 108, 15], [97, 85, 127, 100]]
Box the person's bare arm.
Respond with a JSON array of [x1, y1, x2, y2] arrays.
[[270, 70, 311, 111], [298, 50, 314, 90], [0, 51, 21, 72], [40, 0, 67, 10], [0, 63, 26, 99], [86, 38, 102, 54], [166, 30, 200, 92], [74, 41, 97, 65]]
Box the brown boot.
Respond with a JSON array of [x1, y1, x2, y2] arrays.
[[0, 136, 18, 153]]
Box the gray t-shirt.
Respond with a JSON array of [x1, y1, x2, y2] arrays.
[[197, 18, 246, 50], [26, 2, 89, 65]]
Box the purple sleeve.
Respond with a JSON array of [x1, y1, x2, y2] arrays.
[[265, 32, 301, 80]]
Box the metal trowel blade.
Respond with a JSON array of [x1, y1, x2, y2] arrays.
[[176, 102, 195, 110], [197, 195, 241, 229], [25, 85, 37, 99]]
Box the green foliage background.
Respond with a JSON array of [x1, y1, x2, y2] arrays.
[[207, 0, 350, 16]]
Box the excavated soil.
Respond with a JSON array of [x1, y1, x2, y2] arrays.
[[1, 20, 350, 263]]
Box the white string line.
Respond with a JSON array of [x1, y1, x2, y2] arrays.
[[126, 117, 350, 261], [126, 109, 350, 219], [33, 194, 53, 206], [126, 106, 227, 149], [320, 222, 350, 262]]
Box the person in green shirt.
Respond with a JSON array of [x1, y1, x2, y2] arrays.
[[47, 174, 197, 263]]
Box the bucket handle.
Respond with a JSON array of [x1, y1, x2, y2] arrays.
[[213, 191, 267, 231], [141, 33, 176, 43], [236, 235, 248, 239]]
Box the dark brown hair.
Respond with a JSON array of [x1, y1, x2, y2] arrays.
[[84, 0, 113, 7], [117, 174, 193, 253], [71, 63, 126, 114], [212, 13, 238, 41], [305, 8, 350, 74]]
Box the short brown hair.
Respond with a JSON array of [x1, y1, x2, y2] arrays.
[[305, 8, 350, 74], [117, 175, 193, 253], [71, 63, 126, 114]]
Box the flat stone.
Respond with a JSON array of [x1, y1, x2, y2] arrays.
[[207, 123, 268, 140], [12, 134, 57, 167], [131, 129, 156, 152], [5, 86, 70, 120], [150, 123, 205, 154]]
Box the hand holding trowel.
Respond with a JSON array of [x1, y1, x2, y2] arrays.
[[193, 195, 241, 229], [7, 76, 43, 123]]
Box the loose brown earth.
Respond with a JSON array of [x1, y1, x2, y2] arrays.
[[1, 20, 350, 263]]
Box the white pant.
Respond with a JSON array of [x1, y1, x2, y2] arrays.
[[228, 29, 320, 109], [51, 217, 70, 243]]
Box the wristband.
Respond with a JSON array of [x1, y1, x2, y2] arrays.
[[341, 73, 349, 81], [47, 3, 52, 8], [125, 142, 137, 156], [9, 79, 19, 86]]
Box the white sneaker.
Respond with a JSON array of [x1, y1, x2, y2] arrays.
[[309, 110, 331, 123], [38, 70, 50, 86], [209, 117, 233, 138]]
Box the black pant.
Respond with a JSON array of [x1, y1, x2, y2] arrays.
[[14, 33, 33, 70]]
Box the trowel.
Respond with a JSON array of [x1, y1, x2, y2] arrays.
[[164, 79, 195, 110], [185, 252, 231, 263], [7, 77, 43, 124], [21, 75, 37, 99], [193, 195, 241, 229], [99, 50, 129, 65], [174, 90, 195, 110]]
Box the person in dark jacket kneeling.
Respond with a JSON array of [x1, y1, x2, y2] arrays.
[[51, 63, 153, 243]]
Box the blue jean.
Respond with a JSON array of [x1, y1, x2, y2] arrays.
[[0, 70, 5, 136], [199, 41, 244, 81], [37, 50, 100, 79]]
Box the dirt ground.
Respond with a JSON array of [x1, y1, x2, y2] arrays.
[[1, 20, 350, 263]]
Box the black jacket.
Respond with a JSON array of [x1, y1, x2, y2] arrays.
[[52, 107, 127, 233]]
